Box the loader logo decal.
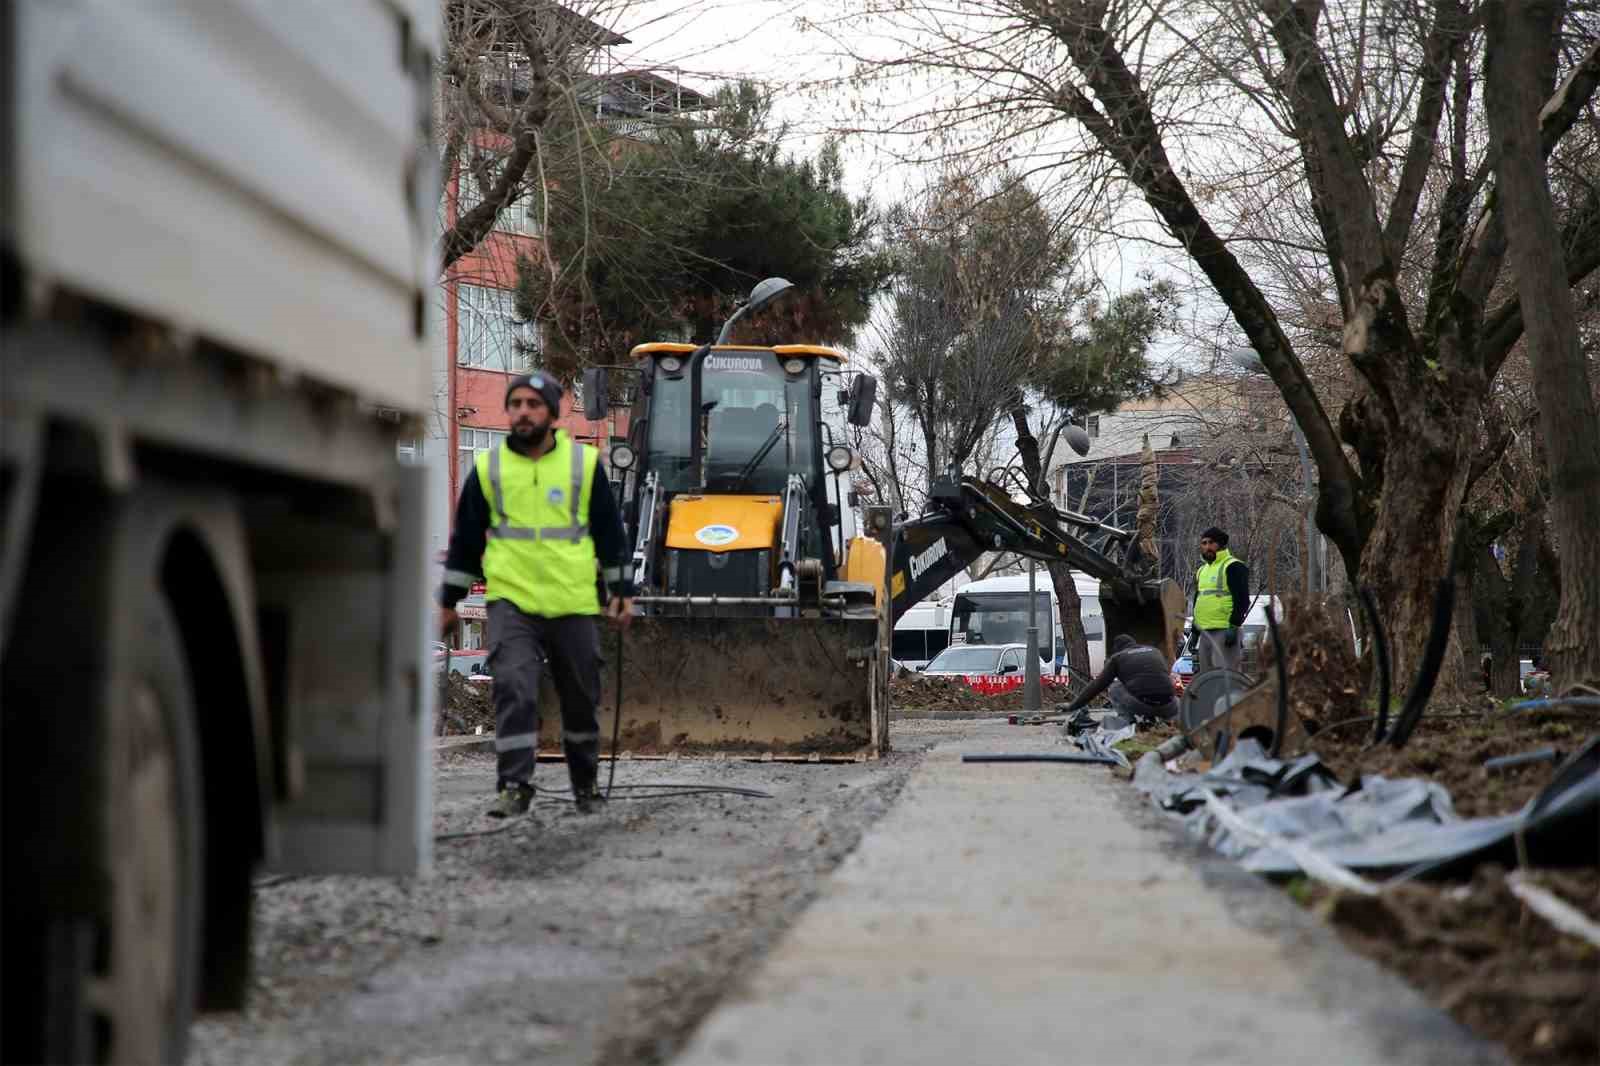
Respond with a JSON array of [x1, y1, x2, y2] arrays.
[[695, 524, 740, 546], [704, 355, 765, 373], [908, 537, 949, 583]]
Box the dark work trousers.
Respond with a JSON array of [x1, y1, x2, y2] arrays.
[[487, 600, 602, 792]]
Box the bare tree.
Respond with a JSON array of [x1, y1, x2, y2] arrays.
[[1483, 0, 1600, 691], [826, 0, 1600, 690]]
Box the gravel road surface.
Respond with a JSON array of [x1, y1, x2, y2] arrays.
[[187, 720, 970, 1066]]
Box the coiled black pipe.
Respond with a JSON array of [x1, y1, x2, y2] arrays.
[[1263, 601, 1289, 758], [1356, 586, 1393, 743], [1386, 550, 1459, 749]]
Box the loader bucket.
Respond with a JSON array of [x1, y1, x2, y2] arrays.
[[536, 614, 886, 759], [1099, 577, 1189, 665]]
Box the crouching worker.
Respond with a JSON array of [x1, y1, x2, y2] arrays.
[[1059, 634, 1179, 721], [437, 372, 634, 818]]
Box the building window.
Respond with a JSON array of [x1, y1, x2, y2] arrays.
[[457, 169, 544, 237], [1075, 414, 1100, 438], [457, 284, 536, 371], [458, 427, 508, 487], [397, 440, 420, 464]]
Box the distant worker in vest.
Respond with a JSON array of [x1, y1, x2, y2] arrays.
[[437, 373, 634, 819], [1059, 634, 1179, 720], [1188, 526, 1250, 674]]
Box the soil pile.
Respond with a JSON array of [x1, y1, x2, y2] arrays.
[[1262, 594, 1363, 728], [1306, 705, 1592, 818], [1316, 866, 1599, 1064], [890, 675, 1039, 714], [436, 672, 494, 736], [1277, 702, 1600, 1063]]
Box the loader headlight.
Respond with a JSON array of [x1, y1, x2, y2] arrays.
[[783, 358, 807, 376], [610, 443, 636, 471], [826, 444, 855, 473], [657, 355, 684, 373]]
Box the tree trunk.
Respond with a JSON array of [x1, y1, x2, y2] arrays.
[[1356, 416, 1475, 697], [1453, 564, 1481, 692], [1485, 0, 1600, 691], [1048, 563, 1090, 682], [1475, 542, 1524, 698]]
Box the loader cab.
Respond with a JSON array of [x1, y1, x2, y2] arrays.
[[588, 341, 873, 604]]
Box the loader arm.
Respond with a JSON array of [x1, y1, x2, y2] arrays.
[[889, 473, 1187, 662]]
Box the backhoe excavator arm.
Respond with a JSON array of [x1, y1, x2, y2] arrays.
[[888, 473, 1187, 662]]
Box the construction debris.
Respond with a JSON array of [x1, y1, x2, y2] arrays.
[[436, 671, 494, 736]]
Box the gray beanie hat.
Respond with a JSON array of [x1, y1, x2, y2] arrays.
[[505, 371, 561, 414]]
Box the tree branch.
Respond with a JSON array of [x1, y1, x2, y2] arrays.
[[1455, 35, 1600, 308], [1383, 1, 1466, 259], [1477, 191, 1600, 378], [438, 12, 552, 272], [1031, 1, 1367, 561]]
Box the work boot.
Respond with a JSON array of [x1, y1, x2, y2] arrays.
[[487, 782, 534, 818], [572, 783, 607, 815]]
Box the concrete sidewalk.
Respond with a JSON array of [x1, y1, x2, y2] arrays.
[[673, 721, 1504, 1066]]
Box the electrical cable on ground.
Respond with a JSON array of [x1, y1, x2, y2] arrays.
[[533, 783, 774, 801]]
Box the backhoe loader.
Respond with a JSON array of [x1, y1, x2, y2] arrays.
[[561, 279, 1185, 759]]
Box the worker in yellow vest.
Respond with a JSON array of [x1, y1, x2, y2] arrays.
[[437, 373, 634, 818], [1187, 526, 1250, 675]]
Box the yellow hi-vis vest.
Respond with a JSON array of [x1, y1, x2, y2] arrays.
[[476, 432, 600, 618], [1194, 548, 1242, 631]]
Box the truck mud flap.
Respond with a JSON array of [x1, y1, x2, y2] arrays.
[[536, 615, 882, 758]]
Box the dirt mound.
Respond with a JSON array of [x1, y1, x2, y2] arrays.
[[436, 672, 493, 736], [890, 675, 1042, 715], [1262, 594, 1364, 728], [1305, 705, 1591, 818], [1317, 866, 1599, 1064]]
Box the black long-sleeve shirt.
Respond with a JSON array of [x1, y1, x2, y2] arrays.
[[1064, 642, 1176, 713], [437, 442, 632, 609]]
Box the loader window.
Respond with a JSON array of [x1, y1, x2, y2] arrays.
[[645, 351, 816, 493]]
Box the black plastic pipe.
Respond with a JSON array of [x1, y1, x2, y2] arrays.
[[960, 752, 1120, 765], [1357, 586, 1392, 743], [1386, 552, 1459, 749]]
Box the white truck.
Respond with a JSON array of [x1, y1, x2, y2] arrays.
[[2, 3, 439, 1062]]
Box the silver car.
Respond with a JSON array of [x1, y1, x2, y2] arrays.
[[919, 643, 1051, 678]]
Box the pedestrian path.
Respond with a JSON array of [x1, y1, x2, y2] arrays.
[[672, 720, 1503, 1066]]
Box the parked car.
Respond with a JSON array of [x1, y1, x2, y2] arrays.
[[1170, 653, 1195, 695], [919, 643, 1052, 678], [433, 642, 489, 678]]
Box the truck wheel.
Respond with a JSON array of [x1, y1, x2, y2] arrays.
[[83, 595, 204, 1065]]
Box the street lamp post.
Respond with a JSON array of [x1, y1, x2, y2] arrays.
[[1227, 347, 1321, 593]]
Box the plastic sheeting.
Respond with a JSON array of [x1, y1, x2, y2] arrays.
[[1133, 735, 1600, 882]]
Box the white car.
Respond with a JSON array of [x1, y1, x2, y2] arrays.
[[432, 641, 489, 677], [919, 643, 1052, 678]]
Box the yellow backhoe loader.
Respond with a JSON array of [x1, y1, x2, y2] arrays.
[[556, 279, 1186, 759]]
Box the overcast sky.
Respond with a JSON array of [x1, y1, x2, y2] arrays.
[[601, 0, 1245, 374]]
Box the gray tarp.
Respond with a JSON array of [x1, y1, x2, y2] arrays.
[[1133, 735, 1599, 881]]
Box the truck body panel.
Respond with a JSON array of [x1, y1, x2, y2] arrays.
[[11, 0, 436, 413]]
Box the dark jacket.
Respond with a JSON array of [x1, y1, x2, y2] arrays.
[[437, 441, 632, 609], [1065, 643, 1175, 712]]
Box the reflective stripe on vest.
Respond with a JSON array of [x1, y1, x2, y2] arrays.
[[485, 439, 589, 542]]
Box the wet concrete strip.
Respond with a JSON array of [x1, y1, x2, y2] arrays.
[[672, 719, 1507, 1066]]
